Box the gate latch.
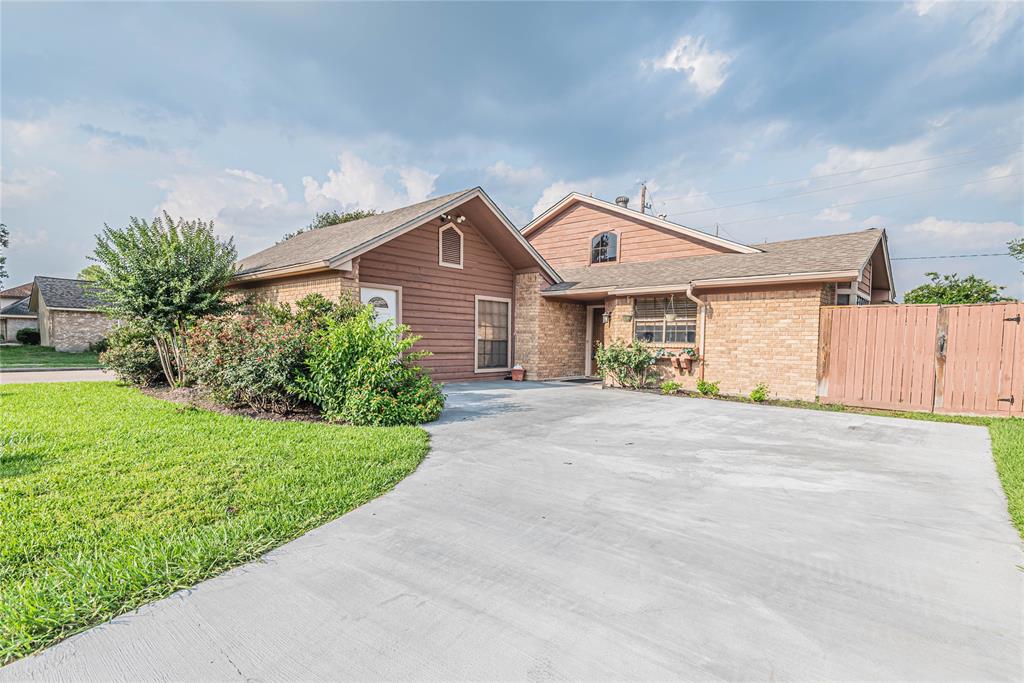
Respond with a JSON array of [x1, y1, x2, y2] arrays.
[[1005, 314, 1021, 323], [998, 395, 1015, 405]]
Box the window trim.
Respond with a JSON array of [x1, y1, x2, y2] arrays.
[[438, 223, 464, 269], [474, 294, 512, 373], [590, 230, 619, 264]]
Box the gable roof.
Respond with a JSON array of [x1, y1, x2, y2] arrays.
[[0, 296, 33, 317], [235, 187, 560, 283], [543, 229, 888, 295], [30, 276, 108, 311], [521, 192, 761, 254], [0, 282, 33, 299]]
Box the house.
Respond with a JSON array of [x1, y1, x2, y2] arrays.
[[0, 282, 33, 309], [1, 298, 37, 341], [29, 276, 114, 351], [231, 187, 893, 400]]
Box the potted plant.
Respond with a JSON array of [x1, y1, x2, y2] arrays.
[[665, 294, 678, 321], [681, 347, 699, 371], [511, 363, 526, 381]]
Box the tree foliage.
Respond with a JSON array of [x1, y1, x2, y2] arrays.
[[1010, 238, 1023, 274], [903, 271, 1010, 304], [77, 264, 105, 281], [0, 223, 8, 286], [280, 209, 377, 242], [90, 212, 237, 386]]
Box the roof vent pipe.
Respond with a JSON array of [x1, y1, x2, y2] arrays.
[[615, 195, 630, 209]]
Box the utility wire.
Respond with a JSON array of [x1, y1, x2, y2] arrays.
[[662, 151, 1021, 219], [892, 253, 1012, 260], [709, 172, 1023, 227], [654, 141, 1023, 204]]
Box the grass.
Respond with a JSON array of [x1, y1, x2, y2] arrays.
[[0, 345, 101, 369], [654, 385, 1024, 540], [0, 382, 429, 663]]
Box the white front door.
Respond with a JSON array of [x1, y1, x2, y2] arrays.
[[361, 287, 398, 324]]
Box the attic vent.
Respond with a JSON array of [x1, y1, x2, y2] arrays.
[[439, 224, 463, 269]]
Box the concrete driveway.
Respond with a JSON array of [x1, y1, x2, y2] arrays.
[[0, 369, 113, 384], [3, 381, 1020, 681]]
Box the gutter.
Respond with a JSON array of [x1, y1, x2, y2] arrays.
[[684, 284, 706, 381]]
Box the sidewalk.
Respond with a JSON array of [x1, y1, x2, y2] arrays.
[[0, 368, 114, 384]]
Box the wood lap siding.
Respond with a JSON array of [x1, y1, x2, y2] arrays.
[[358, 219, 514, 382], [528, 203, 731, 269]]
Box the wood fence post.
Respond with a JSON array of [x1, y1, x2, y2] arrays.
[[932, 306, 948, 412]]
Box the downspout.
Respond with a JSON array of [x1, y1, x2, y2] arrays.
[[685, 284, 706, 380]]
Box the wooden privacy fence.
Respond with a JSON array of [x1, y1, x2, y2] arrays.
[[818, 302, 1024, 417]]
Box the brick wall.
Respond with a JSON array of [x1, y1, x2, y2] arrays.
[[700, 285, 827, 401], [513, 272, 587, 379], [232, 264, 359, 308], [50, 310, 115, 352], [1, 316, 37, 341]]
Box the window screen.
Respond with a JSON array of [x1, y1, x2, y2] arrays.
[[634, 297, 697, 344], [476, 299, 509, 369]]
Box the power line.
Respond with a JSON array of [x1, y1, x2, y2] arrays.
[[653, 142, 1023, 204], [892, 253, 1012, 260], [710, 172, 1023, 227], [662, 151, 1021, 219]]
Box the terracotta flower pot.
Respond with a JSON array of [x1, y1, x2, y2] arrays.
[[681, 357, 693, 372], [511, 367, 526, 381]]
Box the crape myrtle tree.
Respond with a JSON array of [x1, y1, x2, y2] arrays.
[[90, 212, 237, 386]]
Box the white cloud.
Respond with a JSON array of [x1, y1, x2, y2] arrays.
[[485, 161, 545, 187], [814, 207, 853, 222], [0, 167, 60, 205], [902, 216, 1023, 247], [532, 181, 576, 218], [966, 155, 1024, 201], [812, 139, 933, 177], [302, 151, 437, 212], [649, 35, 734, 97]]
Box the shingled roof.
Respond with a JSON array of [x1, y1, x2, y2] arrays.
[[236, 189, 474, 276], [0, 282, 33, 299], [544, 229, 886, 294], [0, 296, 33, 317], [31, 276, 108, 310]]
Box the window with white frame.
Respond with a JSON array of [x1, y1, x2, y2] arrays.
[[633, 297, 697, 344], [439, 224, 463, 268], [476, 297, 511, 370], [590, 232, 617, 263]]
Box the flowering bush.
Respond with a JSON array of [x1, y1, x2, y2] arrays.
[[100, 322, 164, 386], [594, 340, 657, 389], [293, 307, 445, 426]]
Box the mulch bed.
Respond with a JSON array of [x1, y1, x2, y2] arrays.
[[140, 385, 326, 423]]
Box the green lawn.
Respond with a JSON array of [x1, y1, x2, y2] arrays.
[[0, 345, 101, 369], [0, 382, 429, 663]]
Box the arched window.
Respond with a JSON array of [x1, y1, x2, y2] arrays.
[[591, 232, 618, 263], [439, 224, 464, 268]]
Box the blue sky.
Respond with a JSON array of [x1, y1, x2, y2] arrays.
[[2, 1, 1022, 297]]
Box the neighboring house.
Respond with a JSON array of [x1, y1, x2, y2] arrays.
[[0, 282, 33, 310], [29, 276, 114, 352], [0, 296, 37, 341], [231, 187, 894, 400]]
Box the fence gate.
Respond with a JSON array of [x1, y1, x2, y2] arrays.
[[818, 303, 1023, 417]]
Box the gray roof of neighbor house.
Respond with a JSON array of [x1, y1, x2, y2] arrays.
[[0, 282, 33, 299], [236, 189, 473, 276], [32, 276, 108, 310], [545, 229, 886, 293], [0, 296, 33, 317]]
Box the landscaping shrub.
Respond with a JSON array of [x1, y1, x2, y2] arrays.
[[14, 328, 39, 345], [697, 378, 720, 397], [187, 294, 362, 414], [594, 340, 656, 389], [750, 382, 769, 402], [99, 323, 164, 386], [293, 307, 445, 426], [660, 380, 680, 395], [89, 338, 109, 354]]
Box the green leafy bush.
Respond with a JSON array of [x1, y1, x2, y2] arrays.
[[100, 323, 164, 386], [594, 340, 656, 389], [750, 382, 769, 402], [293, 307, 445, 426], [696, 378, 720, 397], [89, 338, 109, 354], [660, 380, 680, 395], [15, 328, 39, 345], [187, 294, 362, 414]]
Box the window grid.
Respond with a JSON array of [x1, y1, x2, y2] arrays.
[[590, 232, 618, 264], [476, 298, 510, 370]]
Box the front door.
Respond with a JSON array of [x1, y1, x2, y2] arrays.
[[590, 307, 605, 376], [360, 286, 398, 324]]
